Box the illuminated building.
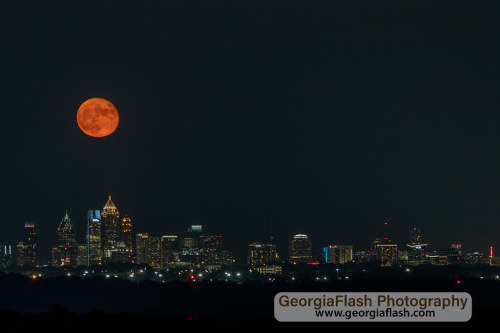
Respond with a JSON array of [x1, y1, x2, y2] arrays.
[[323, 245, 353, 264], [16, 242, 25, 266], [0, 245, 13, 267], [148, 236, 162, 270], [374, 238, 398, 266], [289, 234, 313, 264], [254, 264, 282, 275], [135, 233, 162, 270], [179, 225, 203, 268], [101, 195, 120, 263], [135, 233, 149, 264], [248, 242, 280, 267], [161, 235, 179, 270], [464, 251, 485, 265], [352, 250, 371, 264], [87, 209, 102, 266], [22, 222, 37, 266], [406, 227, 428, 265], [51, 211, 77, 267], [430, 244, 463, 265], [76, 244, 88, 266], [120, 215, 133, 262], [200, 234, 235, 270]]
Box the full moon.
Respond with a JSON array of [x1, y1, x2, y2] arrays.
[[76, 98, 119, 137]]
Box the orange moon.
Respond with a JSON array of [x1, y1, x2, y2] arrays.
[[76, 98, 119, 137]]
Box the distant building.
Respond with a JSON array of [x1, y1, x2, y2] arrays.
[[22, 222, 37, 266], [254, 264, 282, 275], [76, 244, 88, 266], [0, 245, 13, 267], [15, 242, 25, 266], [136, 233, 149, 264], [429, 244, 463, 265], [323, 245, 353, 264], [120, 215, 133, 262], [51, 211, 77, 267], [87, 209, 102, 266], [289, 234, 313, 264], [101, 195, 120, 263], [248, 242, 280, 267], [179, 225, 203, 268], [464, 251, 485, 265], [160, 235, 179, 270], [374, 238, 398, 266], [406, 227, 428, 265], [352, 250, 372, 264], [135, 233, 162, 270]]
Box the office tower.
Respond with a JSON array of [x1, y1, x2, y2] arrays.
[[16, 242, 25, 266], [51, 211, 77, 267], [101, 195, 120, 263], [199, 234, 235, 270], [289, 234, 313, 264], [161, 235, 179, 270], [248, 242, 280, 267], [179, 225, 203, 268], [0, 245, 13, 268], [76, 244, 88, 266], [406, 227, 428, 265], [135, 233, 162, 270], [136, 233, 149, 264], [148, 236, 162, 270], [111, 241, 130, 263], [121, 215, 133, 261], [23, 222, 38, 266], [87, 209, 102, 266], [374, 238, 398, 266], [323, 245, 353, 264]]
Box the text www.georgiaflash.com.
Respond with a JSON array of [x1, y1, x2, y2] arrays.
[[315, 307, 435, 320]]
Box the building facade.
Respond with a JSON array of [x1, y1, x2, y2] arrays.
[[323, 245, 353, 264], [289, 234, 313, 264], [101, 195, 120, 263]]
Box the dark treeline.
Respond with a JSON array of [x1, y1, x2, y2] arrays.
[[1, 272, 500, 320]]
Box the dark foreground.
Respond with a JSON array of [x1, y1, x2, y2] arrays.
[[1, 274, 499, 332]]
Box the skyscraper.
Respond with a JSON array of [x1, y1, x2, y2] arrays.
[[289, 234, 313, 264], [51, 211, 77, 267], [136, 233, 149, 264], [120, 215, 133, 262], [374, 238, 398, 266], [160, 235, 179, 270], [0, 245, 13, 268], [135, 233, 161, 270], [407, 227, 428, 265], [87, 209, 102, 266], [22, 222, 37, 266], [101, 195, 120, 263]]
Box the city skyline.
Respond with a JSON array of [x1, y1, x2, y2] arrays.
[[4, 193, 496, 267], [1, 2, 500, 269]]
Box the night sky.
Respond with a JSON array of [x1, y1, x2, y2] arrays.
[[1, 1, 499, 262]]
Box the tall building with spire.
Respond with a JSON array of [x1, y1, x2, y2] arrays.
[[51, 211, 77, 267], [101, 195, 121, 263]]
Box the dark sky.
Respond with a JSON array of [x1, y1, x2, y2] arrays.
[[1, 1, 499, 262]]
